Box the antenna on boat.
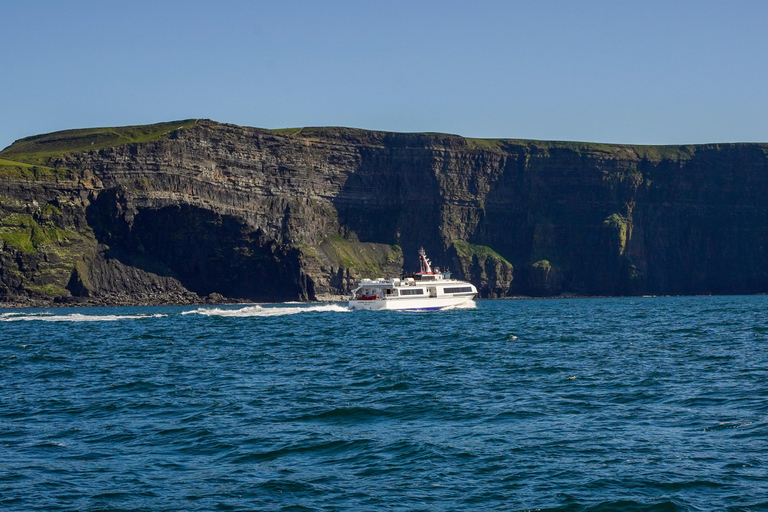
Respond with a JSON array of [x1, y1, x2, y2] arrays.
[[418, 247, 432, 273]]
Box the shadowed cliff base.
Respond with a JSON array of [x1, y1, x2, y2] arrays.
[[1, 119, 768, 306], [83, 193, 308, 302]]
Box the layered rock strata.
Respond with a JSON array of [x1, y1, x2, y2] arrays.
[[1, 119, 767, 305]]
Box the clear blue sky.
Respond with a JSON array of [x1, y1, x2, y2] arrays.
[[2, 0, 767, 149]]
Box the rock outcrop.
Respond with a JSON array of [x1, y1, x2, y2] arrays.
[[1, 119, 768, 305]]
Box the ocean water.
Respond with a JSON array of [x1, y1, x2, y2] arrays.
[[1, 296, 767, 511]]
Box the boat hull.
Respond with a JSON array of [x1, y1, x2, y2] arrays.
[[348, 295, 475, 311]]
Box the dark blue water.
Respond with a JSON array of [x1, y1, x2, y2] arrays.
[[2, 297, 768, 511]]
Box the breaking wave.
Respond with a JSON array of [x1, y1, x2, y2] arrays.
[[0, 312, 167, 322], [182, 304, 351, 317], [440, 301, 478, 310]]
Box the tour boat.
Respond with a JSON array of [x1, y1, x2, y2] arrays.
[[348, 248, 478, 311]]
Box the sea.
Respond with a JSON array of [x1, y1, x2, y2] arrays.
[[1, 296, 767, 511]]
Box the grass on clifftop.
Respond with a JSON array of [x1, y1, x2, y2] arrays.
[[5, 119, 764, 169], [459, 136, 708, 162], [0, 158, 88, 181], [271, 127, 304, 136], [0, 119, 199, 165], [464, 138, 507, 152]]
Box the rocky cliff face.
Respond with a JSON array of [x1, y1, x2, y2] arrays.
[[1, 119, 767, 305]]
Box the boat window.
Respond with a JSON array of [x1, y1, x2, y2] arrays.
[[400, 288, 425, 296], [443, 286, 474, 294]]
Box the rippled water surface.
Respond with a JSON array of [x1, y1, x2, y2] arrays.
[[2, 296, 768, 511]]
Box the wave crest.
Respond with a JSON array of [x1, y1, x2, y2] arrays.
[[441, 301, 478, 310], [182, 304, 351, 317], [0, 312, 167, 322]]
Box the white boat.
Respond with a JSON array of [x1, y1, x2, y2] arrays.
[[348, 248, 478, 311]]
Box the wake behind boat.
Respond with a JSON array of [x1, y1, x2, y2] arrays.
[[348, 248, 477, 311]]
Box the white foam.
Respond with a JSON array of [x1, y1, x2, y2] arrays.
[[0, 312, 31, 318], [0, 312, 167, 322], [441, 301, 478, 311], [182, 304, 351, 317]]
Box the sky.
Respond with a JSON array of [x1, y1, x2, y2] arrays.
[[2, 0, 767, 149]]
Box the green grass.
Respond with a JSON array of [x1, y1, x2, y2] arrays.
[[531, 259, 552, 270], [452, 240, 511, 265], [465, 138, 506, 152], [0, 230, 35, 253], [1, 213, 36, 229], [293, 242, 319, 259], [0, 158, 87, 181], [603, 213, 629, 253], [0, 158, 34, 168], [26, 283, 68, 297], [275, 128, 768, 163], [0, 212, 73, 253], [631, 144, 697, 162], [5, 119, 765, 173], [603, 213, 628, 228], [324, 237, 362, 269], [466, 137, 709, 162], [271, 127, 304, 136], [38, 204, 62, 218], [0, 119, 199, 165], [322, 237, 371, 269], [318, 237, 402, 277]]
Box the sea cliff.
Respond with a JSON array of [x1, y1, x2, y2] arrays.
[[2, 119, 767, 305]]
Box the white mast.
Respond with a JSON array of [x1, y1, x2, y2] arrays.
[[418, 247, 432, 273]]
